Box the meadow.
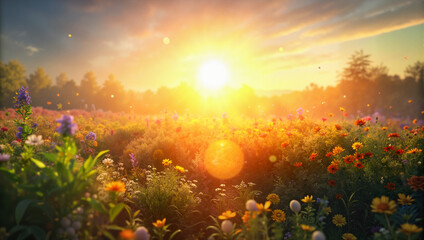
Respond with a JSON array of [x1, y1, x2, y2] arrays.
[[0, 88, 423, 240]]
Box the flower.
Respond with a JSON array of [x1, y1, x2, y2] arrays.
[[14, 87, 31, 108], [355, 161, 364, 169], [293, 162, 303, 167], [134, 226, 150, 240], [336, 194, 342, 199], [152, 218, 166, 228], [221, 220, 233, 234], [324, 207, 331, 215], [162, 159, 172, 166], [371, 196, 396, 215], [312, 231, 326, 240], [301, 224, 316, 232], [256, 201, 271, 212], [56, 115, 78, 136], [328, 178, 336, 186], [384, 182, 395, 190], [271, 209, 286, 222], [342, 233, 357, 240], [25, 134, 44, 146], [397, 193, 414, 206], [85, 131, 96, 141], [407, 176, 424, 191], [175, 165, 185, 173], [246, 199, 258, 211], [355, 119, 366, 126], [334, 124, 342, 130], [266, 193, 280, 205], [120, 229, 135, 239], [332, 146, 345, 155], [281, 142, 289, 148], [388, 133, 399, 138], [406, 148, 422, 154], [105, 181, 126, 192], [310, 152, 317, 161], [398, 223, 423, 236], [327, 163, 339, 174], [340, 107, 345, 112], [383, 146, 394, 151], [16, 126, 23, 139], [242, 211, 257, 223], [289, 200, 301, 213], [343, 155, 356, 164], [352, 142, 363, 150], [218, 210, 236, 220], [102, 158, 114, 166], [325, 152, 333, 157], [0, 153, 11, 162], [301, 195, 315, 203], [1, 127, 8, 132], [332, 214, 346, 227]]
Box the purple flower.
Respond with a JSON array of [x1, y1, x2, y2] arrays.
[[14, 87, 31, 108], [16, 127, 23, 139], [129, 153, 138, 167], [85, 131, 96, 141], [56, 115, 78, 136], [284, 232, 292, 239], [287, 114, 293, 120], [296, 107, 303, 115], [0, 153, 10, 162], [32, 123, 38, 128]]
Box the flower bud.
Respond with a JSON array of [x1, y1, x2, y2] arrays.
[[312, 231, 326, 240], [290, 200, 301, 213], [245, 199, 258, 211], [134, 226, 150, 240], [221, 220, 233, 234]]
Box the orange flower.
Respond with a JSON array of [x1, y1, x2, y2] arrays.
[[293, 162, 303, 167], [119, 229, 134, 239], [327, 163, 339, 174], [219, 210, 236, 220], [325, 152, 333, 157], [332, 146, 345, 155], [153, 218, 166, 228], [355, 119, 366, 126], [281, 142, 289, 148], [388, 133, 399, 138], [242, 211, 257, 223], [355, 161, 364, 169], [105, 181, 126, 192], [334, 124, 342, 131], [343, 155, 355, 164], [256, 201, 271, 212], [340, 133, 348, 137], [309, 153, 317, 161]]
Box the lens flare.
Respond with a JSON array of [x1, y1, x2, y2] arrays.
[[204, 140, 244, 180]]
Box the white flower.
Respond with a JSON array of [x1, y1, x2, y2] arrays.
[[290, 200, 301, 213], [312, 231, 326, 240], [0, 144, 6, 150], [134, 226, 150, 240], [220, 184, 226, 187], [0, 153, 10, 162], [102, 158, 114, 166], [248, 182, 256, 187], [221, 220, 233, 234], [25, 134, 44, 146], [219, 193, 226, 197], [246, 199, 258, 211]]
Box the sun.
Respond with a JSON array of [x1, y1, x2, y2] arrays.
[[198, 59, 229, 89]]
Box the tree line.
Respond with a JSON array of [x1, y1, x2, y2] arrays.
[[1, 50, 423, 119]]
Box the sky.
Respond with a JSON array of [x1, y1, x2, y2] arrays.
[[1, 0, 423, 93]]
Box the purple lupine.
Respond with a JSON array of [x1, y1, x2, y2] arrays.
[[129, 153, 138, 167], [14, 87, 31, 108], [16, 127, 23, 139], [56, 115, 78, 136]]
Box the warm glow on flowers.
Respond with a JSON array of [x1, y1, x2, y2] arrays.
[[355, 161, 364, 169], [332, 214, 346, 227], [332, 146, 345, 155], [342, 233, 357, 240], [256, 201, 271, 212], [271, 209, 286, 222], [398, 223, 423, 236], [406, 148, 422, 154], [119, 229, 135, 239], [309, 152, 317, 161], [397, 193, 414, 206], [293, 162, 303, 167], [301, 195, 315, 203], [301, 224, 316, 232], [105, 181, 126, 192], [153, 218, 166, 228], [371, 196, 396, 215], [218, 210, 236, 220], [388, 133, 399, 138], [352, 142, 363, 150], [327, 163, 339, 174], [266, 193, 280, 205], [175, 165, 185, 173], [162, 158, 172, 166]]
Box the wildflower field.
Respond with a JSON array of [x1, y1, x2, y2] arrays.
[[0, 88, 423, 240]]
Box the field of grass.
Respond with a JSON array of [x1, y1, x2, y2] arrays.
[[0, 88, 423, 240]]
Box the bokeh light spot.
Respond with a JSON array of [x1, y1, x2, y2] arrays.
[[163, 37, 170, 45], [204, 140, 244, 180]]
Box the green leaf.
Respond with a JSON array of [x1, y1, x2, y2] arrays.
[[15, 199, 37, 225], [169, 229, 182, 240], [28, 226, 46, 240], [42, 153, 57, 162], [31, 158, 46, 168], [109, 203, 125, 223], [88, 199, 107, 214], [99, 229, 115, 240]]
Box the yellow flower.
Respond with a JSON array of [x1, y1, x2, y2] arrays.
[[328, 113, 334, 117], [266, 193, 280, 205], [324, 207, 332, 216], [162, 159, 172, 166], [256, 201, 272, 212], [153, 218, 166, 228], [364, 127, 370, 132], [342, 233, 357, 240], [332, 214, 346, 227], [271, 209, 286, 222], [340, 107, 345, 112], [332, 146, 345, 155], [406, 148, 422, 154], [175, 165, 185, 173], [371, 196, 396, 215], [301, 195, 315, 203], [352, 142, 363, 151], [398, 223, 423, 235], [105, 181, 126, 192], [301, 224, 316, 232], [218, 210, 236, 220], [381, 127, 388, 130], [397, 193, 415, 206]]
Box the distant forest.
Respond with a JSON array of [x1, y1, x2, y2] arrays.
[[1, 51, 423, 119]]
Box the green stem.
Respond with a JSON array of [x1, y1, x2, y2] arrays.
[[384, 213, 397, 240]]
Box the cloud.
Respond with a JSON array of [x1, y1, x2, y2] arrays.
[[0, 34, 40, 56], [25, 46, 39, 56]]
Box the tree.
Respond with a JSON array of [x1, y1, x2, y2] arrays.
[[27, 67, 52, 94], [79, 71, 99, 107], [55, 72, 69, 88], [0, 60, 27, 108]]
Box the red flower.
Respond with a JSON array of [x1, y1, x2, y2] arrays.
[[314, 126, 321, 133], [384, 182, 395, 190], [354, 153, 364, 160], [281, 142, 289, 148], [395, 149, 404, 155], [388, 133, 399, 138], [364, 152, 373, 158], [343, 155, 355, 164], [336, 194, 342, 199], [327, 163, 339, 174], [339, 133, 348, 137], [1, 127, 8, 132], [334, 124, 342, 131], [328, 179, 336, 186], [383, 146, 394, 151], [325, 152, 333, 157], [355, 161, 364, 169], [355, 119, 366, 126], [310, 153, 317, 161], [407, 176, 424, 191], [293, 162, 303, 167]]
